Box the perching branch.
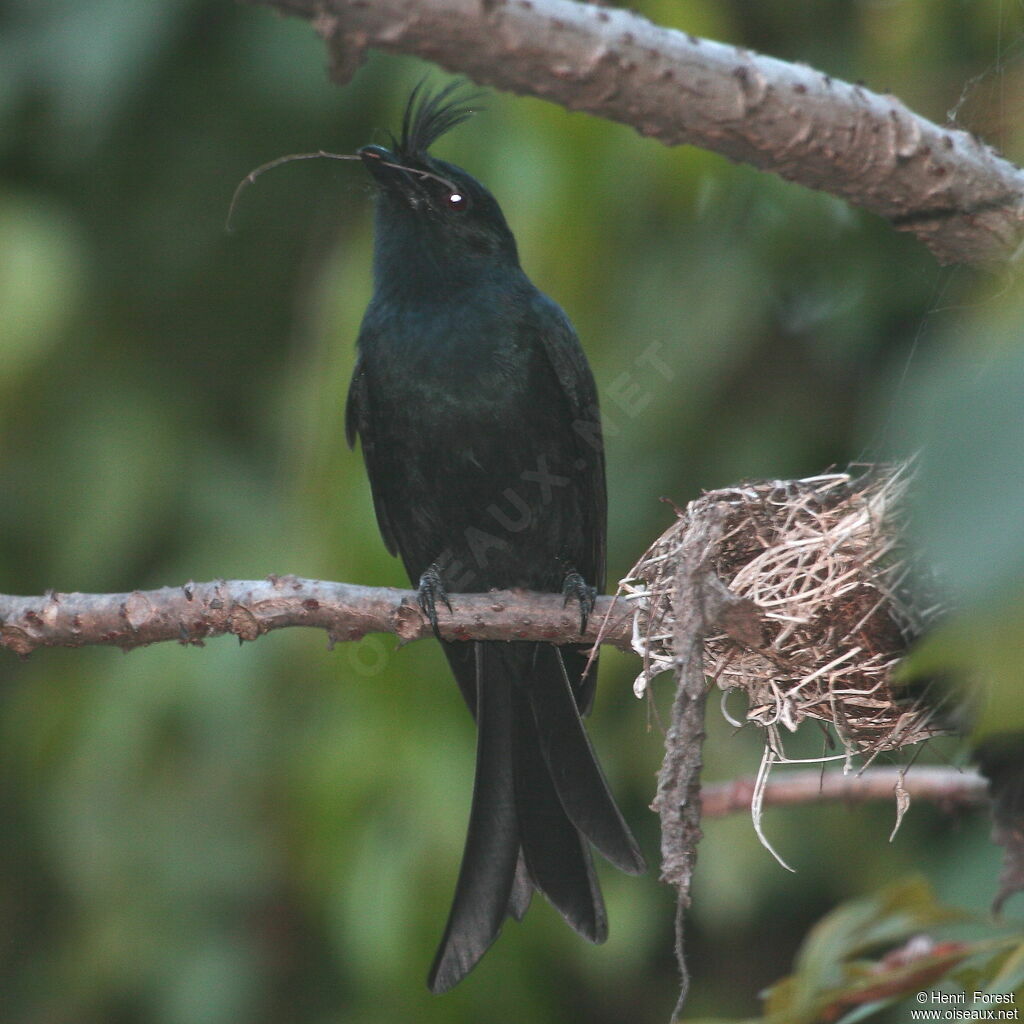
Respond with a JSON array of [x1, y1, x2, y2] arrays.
[[0, 577, 636, 656], [701, 767, 989, 819], [248, 0, 1024, 266]]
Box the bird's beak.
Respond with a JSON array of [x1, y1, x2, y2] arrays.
[[358, 144, 429, 208], [358, 144, 399, 185]]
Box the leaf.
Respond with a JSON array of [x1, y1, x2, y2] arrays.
[[795, 878, 964, 974], [982, 939, 1024, 996], [813, 941, 973, 1022], [758, 881, 994, 1023], [677, 1019, 760, 1024]]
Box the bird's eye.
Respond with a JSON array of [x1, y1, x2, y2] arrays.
[[446, 192, 467, 210]]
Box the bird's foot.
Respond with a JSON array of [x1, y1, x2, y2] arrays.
[[562, 570, 597, 635], [418, 563, 453, 641]]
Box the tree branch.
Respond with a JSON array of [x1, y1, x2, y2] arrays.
[[701, 766, 989, 819], [0, 577, 637, 656], [247, 0, 1024, 266]]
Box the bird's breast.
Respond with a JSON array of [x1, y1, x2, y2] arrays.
[[364, 301, 534, 424], [354, 288, 594, 593]]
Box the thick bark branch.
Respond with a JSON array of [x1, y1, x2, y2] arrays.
[[0, 577, 635, 656], [249, 0, 1024, 266], [701, 766, 988, 819]]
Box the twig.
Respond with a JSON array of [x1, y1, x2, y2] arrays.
[[248, 0, 1024, 265], [701, 766, 988, 819], [0, 578, 635, 656]]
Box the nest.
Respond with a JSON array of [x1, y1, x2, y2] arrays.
[[619, 466, 949, 777]]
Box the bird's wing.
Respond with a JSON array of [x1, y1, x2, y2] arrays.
[[345, 352, 399, 557], [530, 295, 607, 594], [530, 296, 607, 712]]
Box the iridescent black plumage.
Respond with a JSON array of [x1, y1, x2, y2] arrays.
[[392, 80, 481, 161], [346, 84, 645, 993]]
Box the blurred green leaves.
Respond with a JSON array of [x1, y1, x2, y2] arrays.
[[0, 2, 187, 151], [904, 341, 1024, 609], [0, 191, 84, 407], [686, 879, 1024, 1024], [894, 295, 1024, 741]]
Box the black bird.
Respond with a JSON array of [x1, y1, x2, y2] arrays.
[[345, 82, 646, 992]]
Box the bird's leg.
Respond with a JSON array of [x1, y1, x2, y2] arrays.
[[562, 570, 597, 635], [418, 562, 453, 641]]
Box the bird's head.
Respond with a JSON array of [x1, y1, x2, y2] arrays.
[[360, 82, 520, 280]]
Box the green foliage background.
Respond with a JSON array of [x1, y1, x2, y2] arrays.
[[2, 1, 1023, 1021]]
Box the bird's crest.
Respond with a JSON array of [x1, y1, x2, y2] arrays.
[[393, 80, 482, 161]]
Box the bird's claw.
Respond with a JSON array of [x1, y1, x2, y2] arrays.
[[562, 570, 596, 635], [418, 563, 453, 641]]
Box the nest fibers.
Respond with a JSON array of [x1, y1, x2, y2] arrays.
[[618, 466, 949, 861]]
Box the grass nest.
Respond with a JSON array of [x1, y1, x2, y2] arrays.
[[619, 466, 949, 773]]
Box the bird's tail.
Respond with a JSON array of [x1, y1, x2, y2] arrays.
[[427, 642, 645, 993]]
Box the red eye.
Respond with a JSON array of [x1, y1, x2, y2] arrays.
[[447, 192, 467, 210]]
